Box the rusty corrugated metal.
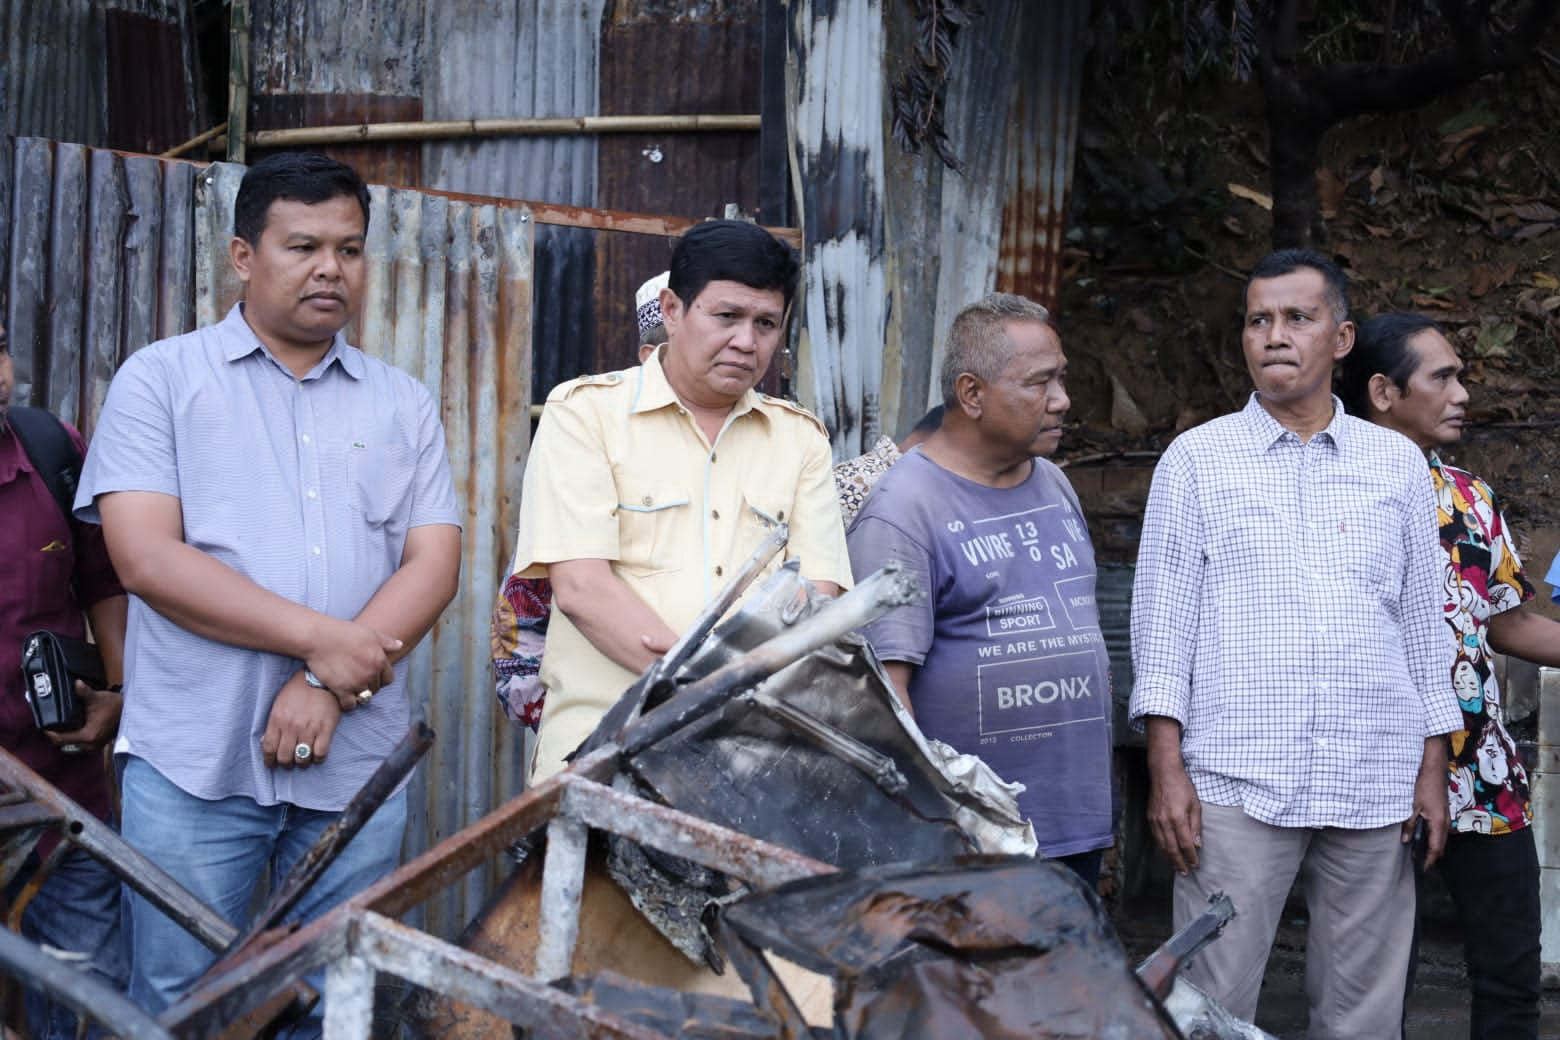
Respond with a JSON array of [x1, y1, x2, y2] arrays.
[[996, 2, 1089, 309], [595, 1, 763, 376], [787, 0, 890, 459], [1, 0, 106, 144], [1, 139, 198, 427], [420, 0, 608, 403], [0, 0, 200, 152], [246, 0, 424, 188], [2, 140, 535, 940], [103, 0, 202, 154], [877, 0, 1089, 438]]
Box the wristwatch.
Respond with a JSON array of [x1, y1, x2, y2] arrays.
[[303, 668, 328, 690]]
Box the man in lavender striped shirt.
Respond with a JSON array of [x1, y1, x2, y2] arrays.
[[1129, 250, 1461, 1036], [75, 153, 462, 1029]]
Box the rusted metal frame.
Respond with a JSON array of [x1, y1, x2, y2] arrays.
[[535, 814, 590, 981], [349, 762, 585, 922], [0, 752, 236, 951], [0, 809, 56, 890], [557, 776, 833, 889], [0, 923, 172, 1040], [1137, 892, 1237, 1000], [213, 723, 434, 962], [321, 951, 375, 1040], [165, 901, 670, 1039], [353, 912, 669, 1040], [248, 114, 761, 149], [716, 923, 814, 1040], [159, 913, 350, 1040], [645, 522, 791, 688], [4, 834, 70, 930], [744, 690, 908, 795], [621, 561, 920, 756], [573, 524, 792, 765]]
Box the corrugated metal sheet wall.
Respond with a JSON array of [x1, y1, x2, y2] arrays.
[[1, 139, 535, 939], [420, 0, 607, 399], [997, 1, 1089, 309], [1, 0, 199, 153], [1, 0, 107, 145], [787, 0, 890, 460]]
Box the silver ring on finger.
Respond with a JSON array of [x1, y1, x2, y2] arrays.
[[355, 688, 374, 704], [294, 742, 313, 764]]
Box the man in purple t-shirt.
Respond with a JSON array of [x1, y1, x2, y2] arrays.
[[846, 293, 1113, 881]]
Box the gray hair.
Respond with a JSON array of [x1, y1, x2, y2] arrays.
[[939, 292, 1052, 407]]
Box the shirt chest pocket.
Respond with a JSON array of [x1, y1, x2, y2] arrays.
[[347, 427, 418, 528], [616, 479, 691, 576]]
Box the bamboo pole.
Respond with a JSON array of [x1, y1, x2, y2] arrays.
[[160, 121, 229, 160], [226, 0, 250, 163], [247, 113, 761, 149]]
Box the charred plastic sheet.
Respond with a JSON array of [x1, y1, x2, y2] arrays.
[[714, 856, 1184, 1040], [619, 563, 1033, 869]]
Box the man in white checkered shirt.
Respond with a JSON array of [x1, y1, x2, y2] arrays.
[[1128, 249, 1462, 1037]]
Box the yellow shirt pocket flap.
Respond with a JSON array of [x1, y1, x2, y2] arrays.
[[616, 479, 691, 575]]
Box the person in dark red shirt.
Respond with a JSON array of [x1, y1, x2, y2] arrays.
[[0, 324, 129, 1037]]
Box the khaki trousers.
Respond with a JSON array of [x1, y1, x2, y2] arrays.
[[1172, 802, 1415, 1040]]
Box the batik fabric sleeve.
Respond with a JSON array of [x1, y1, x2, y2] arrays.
[[490, 576, 552, 730], [1432, 455, 1535, 834]]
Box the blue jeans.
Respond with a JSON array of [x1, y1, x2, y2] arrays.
[[119, 756, 407, 1037], [7, 845, 128, 1039]]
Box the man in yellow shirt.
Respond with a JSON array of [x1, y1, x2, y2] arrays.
[[511, 221, 852, 778]]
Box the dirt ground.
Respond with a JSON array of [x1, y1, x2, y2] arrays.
[[1056, 18, 1560, 550]]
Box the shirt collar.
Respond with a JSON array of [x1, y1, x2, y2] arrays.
[[220, 303, 364, 381], [1240, 391, 1346, 451], [630, 348, 761, 420]]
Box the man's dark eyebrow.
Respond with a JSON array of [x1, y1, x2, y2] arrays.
[[709, 298, 782, 320]]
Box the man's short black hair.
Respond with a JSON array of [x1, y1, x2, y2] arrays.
[[233, 152, 371, 246], [668, 220, 800, 312], [1246, 248, 1351, 323], [1337, 312, 1446, 418]]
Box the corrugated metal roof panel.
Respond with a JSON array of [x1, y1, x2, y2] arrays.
[[997, 1, 1088, 309], [595, 1, 763, 375], [420, 0, 608, 398], [1, 0, 199, 151], [103, 0, 201, 153], [1, 0, 106, 144], [249, 0, 424, 95], [788, 0, 889, 458], [5, 141, 534, 940]]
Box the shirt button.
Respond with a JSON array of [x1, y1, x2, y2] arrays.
[[715, 566, 724, 577], [778, 510, 786, 520], [711, 452, 718, 462], [642, 495, 653, 506], [311, 546, 322, 556], [307, 489, 317, 500], [301, 434, 312, 445], [711, 509, 720, 519]]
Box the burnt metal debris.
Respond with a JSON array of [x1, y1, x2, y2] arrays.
[[0, 560, 1270, 1039]]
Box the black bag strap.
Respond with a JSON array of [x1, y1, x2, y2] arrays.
[[7, 406, 83, 525]]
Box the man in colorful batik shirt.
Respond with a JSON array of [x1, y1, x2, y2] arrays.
[[1340, 311, 1560, 1040]]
